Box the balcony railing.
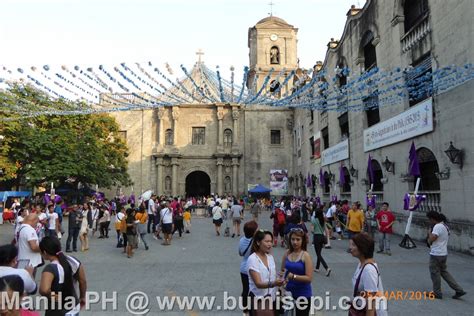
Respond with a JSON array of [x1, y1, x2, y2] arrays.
[[417, 191, 441, 212], [401, 15, 430, 53]]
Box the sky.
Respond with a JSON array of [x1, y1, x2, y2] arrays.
[[0, 0, 365, 79]]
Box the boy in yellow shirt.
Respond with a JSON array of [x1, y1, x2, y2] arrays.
[[346, 201, 365, 252], [183, 209, 191, 233]]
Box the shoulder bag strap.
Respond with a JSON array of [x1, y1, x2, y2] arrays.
[[239, 239, 253, 256], [353, 264, 368, 297]]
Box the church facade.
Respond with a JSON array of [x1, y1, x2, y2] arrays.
[[102, 16, 298, 198]]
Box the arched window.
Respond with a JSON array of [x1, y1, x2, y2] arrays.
[[417, 147, 440, 191], [342, 167, 351, 193], [362, 31, 377, 71], [368, 159, 384, 192], [323, 172, 330, 194], [404, 0, 429, 33], [361, 31, 380, 127], [224, 129, 233, 147], [165, 176, 171, 191], [270, 46, 280, 65], [165, 129, 173, 145]]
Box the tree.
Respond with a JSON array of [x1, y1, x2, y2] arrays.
[[0, 83, 132, 189]]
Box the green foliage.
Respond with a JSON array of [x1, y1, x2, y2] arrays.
[[0, 83, 132, 189]]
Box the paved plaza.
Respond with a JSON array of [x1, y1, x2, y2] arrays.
[[1, 211, 473, 315]]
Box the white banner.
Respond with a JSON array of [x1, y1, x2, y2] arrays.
[[364, 98, 433, 152], [321, 139, 349, 166]]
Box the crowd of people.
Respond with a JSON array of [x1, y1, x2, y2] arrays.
[[0, 192, 467, 315]]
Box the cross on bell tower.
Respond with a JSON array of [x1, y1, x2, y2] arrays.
[[196, 49, 205, 64], [268, 1, 275, 16]]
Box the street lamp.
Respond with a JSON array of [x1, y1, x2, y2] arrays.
[[444, 142, 463, 169], [382, 156, 395, 174], [349, 165, 358, 178]]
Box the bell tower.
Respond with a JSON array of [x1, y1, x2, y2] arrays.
[[247, 16, 298, 96]]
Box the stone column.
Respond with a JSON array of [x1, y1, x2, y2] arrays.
[[156, 158, 163, 195], [171, 157, 179, 197], [151, 156, 156, 193], [217, 107, 224, 150], [216, 157, 224, 196], [158, 108, 166, 145], [172, 107, 179, 145], [232, 158, 239, 196], [232, 109, 239, 150]]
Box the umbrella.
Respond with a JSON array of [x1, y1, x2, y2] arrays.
[[141, 190, 153, 201]]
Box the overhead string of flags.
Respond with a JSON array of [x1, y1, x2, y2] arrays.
[[0, 61, 473, 119]]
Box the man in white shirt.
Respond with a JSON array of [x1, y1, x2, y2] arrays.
[[325, 202, 337, 247], [17, 214, 42, 277], [46, 204, 59, 238], [0, 244, 37, 294], [427, 211, 466, 299], [147, 195, 156, 234]]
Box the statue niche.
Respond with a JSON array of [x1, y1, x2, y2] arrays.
[[270, 46, 280, 65]]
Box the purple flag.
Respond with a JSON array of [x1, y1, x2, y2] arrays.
[[319, 169, 325, 187], [306, 173, 312, 188], [339, 164, 346, 187], [367, 155, 374, 185], [409, 142, 421, 177]]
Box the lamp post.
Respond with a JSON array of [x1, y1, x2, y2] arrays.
[[444, 142, 463, 169], [382, 156, 395, 174]]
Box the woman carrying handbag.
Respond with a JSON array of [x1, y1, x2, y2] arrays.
[[348, 233, 388, 316]]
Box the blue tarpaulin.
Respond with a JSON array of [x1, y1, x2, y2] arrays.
[[248, 184, 272, 194], [0, 191, 32, 202]]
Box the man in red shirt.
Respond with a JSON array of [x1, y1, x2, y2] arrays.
[[376, 202, 395, 256]]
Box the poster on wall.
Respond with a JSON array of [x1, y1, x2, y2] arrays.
[[270, 169, 288, 182], [270, 169, 288, 195], [270, 181, 288, 196]]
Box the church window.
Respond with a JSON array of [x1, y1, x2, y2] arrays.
[[407, 54, 432, 106], [224, 129, 233, 147], [367, 159, 384, 192], [364, 94, 380, 127], [339, 113, 349, 140], [404, 0, 429, 33], [270, 130, 281, 145], [165, 129, 174, 145], [321, 127, 329, 149], [270, 46, 280, 65], [192, 127, 206, 145], [362, 31, 377, 71]]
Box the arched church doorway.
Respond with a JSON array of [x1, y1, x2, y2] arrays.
[[185, 171, 211, 197]]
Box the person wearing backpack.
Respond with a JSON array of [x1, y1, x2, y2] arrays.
[[270, 207, 286, 248]]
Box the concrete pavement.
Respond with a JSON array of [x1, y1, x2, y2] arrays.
[[1, 211, 473, 315]]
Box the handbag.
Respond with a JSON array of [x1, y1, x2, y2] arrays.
[[348, 263, 379, 316]]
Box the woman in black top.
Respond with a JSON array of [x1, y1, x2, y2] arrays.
[[39, 236, 83, 316]]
